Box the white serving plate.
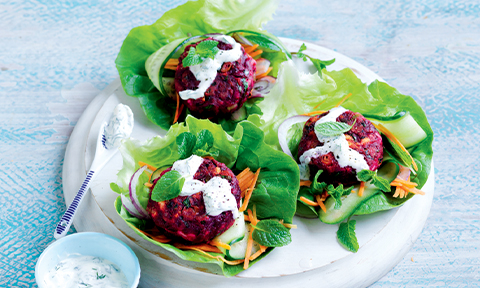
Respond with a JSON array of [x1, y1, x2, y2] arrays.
[[62, 38, 434, 287]]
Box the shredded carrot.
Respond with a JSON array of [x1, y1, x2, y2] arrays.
[[300, 180, 312, 187], [164, 65, 178, 70], [351, 190, 356, 193], [252, 205, 258, 225], [314, 99, 327, 109], [256, 67, 273, 79], [173, 243, 222, 253], [236, 167, 251, 179], [239, 168, 261, 212], [315, 194, 327, 213], [166, 58, 179, 66], [244, 214, 251, 222], [134, 227, 172, 243], [249, 249, 263, 261], [393, 187, 403, 198], [210, 240, 231, 250], [299, 196, 319, 206], [243, 228, 254, 269], [248, 49, 263, 58], [244, 44, 259, 54], [138, 161, 157, 172], [260, 245, 267, 253], [203, 156, 215, 160], [335, 93, 353, 107], [173, 92, 183, 124], [391, 178, 418, 187], [374, 123, 418, 171], [358, 181, 365, 197], [247, 209, 258, 226], [301, 110, 326, 116], [144, 182, 153, 188]]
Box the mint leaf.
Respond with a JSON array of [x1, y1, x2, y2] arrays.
[[337, 219, 359, 252], [297, 43, 308, 61], [196, 40, 219, 59], [151, 170, 185, 202], [327, 184, 354, 209], [315, 120, 356, 137], [252, 220, 292, 247], [312, 170, 327, 192], [357, 169, 391, 192], [182, 47, 202, 67], [176, 132, 197, 159], [194, 129, 214, 151], [310, 57, 335, 71]]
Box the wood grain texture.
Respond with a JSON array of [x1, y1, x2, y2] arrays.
[[0, 0, 478, 286]]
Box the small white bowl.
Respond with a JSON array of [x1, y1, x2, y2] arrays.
[[35, 232, 140, 288]]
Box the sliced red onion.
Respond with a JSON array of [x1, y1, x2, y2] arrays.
[[251, 76, 276, 98], [121, 194, 147, 219], [278, 115, 311, 159], [129, 165, 150, 219], [255, 58, 271, 76], [396, 164, 411, 181]]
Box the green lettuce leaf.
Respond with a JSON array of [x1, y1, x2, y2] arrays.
[[112, 115, 299, 276], [115, 0, 284, 130], [257, 60, 433, 216]]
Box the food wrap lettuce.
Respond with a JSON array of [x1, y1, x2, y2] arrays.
[[115, 0, 289, 131], [252, 60, 433, 215], [112, 116, 299, 277]]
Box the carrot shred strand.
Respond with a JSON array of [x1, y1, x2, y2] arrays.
[[299, 196, 319, 207], [335, 92, 353, 107], [301, 110, 326, 116], [358, 181, 365, 197], [239, 168, 260, 212], [248, 49, 263, 58]]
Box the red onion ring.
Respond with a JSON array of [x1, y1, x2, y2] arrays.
[[129, 165, 150, 219], [277, 115, 310, 159]]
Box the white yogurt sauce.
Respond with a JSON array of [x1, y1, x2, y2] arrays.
[[179, 35, 243, 101], [104, 104, 134, 149], [172, 155, 238, 217], [43, 254, 129, 288], [299, 107, 370, 180]]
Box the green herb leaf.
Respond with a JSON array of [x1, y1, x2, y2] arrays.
[[312, 170, 327, 192], [194, 129, 214, 151], [297, 43, 308, 61], [315, 120, 356, 137], [176, 132, 197, 159], [151, 170, 185, 202], [241, 78, 249, 92], [182, 47, 203, 67], [310, 57, 335, 71], [196, 40, 220, 59], [96, 272, 106, 280], [327, 184, 354, 209], [337, 219, 359, 252], [110, 182, 122, 194], [357, 169, 391, 192], [252, 220, 292, 247]]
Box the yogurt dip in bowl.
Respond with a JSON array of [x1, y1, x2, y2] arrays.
[[35, 232, 140, 288]]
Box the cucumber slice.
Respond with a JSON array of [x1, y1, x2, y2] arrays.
[[145, 37, 188, 94], [225, 224, 260, 261], [319, 161, 399, 224], [150, 165, 170, 183], [212, 212, 246, 254], [368, 111, 427, 148]]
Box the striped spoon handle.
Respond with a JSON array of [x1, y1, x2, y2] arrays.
[[54, 170, 96, 239]]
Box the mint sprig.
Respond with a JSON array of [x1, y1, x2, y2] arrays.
[[327, 184, 354, 209], [151, 170, 185, 202], [315, 120, 356, 137], [357, 169, 391, 192], [176, 129, 219, 159], [182, 40, 220, 67], [252, 220, 292, 247], [295, 43, 335, 71], [337, 219, 359, 252]]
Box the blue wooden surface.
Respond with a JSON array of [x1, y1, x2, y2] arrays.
[[1, 0, 479, 286]]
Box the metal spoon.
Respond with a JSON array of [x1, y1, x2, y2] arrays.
[[54, 104, 133, 239]]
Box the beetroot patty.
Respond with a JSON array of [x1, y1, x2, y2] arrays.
[[298, 110, 383, 186], [174, 37, 256, 119], [146, 158, 241, 244]]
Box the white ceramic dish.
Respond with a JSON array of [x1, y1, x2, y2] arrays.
[[62, 38, 434, 287], [35, 232, 140, 288]]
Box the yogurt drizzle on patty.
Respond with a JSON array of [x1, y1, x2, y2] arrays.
[[179, 35, 243, 101], [299, 107, 370, 180], [171, 155, 238, 218]]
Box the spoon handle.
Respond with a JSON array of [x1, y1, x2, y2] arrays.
[[54, 170, 96, 239]]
